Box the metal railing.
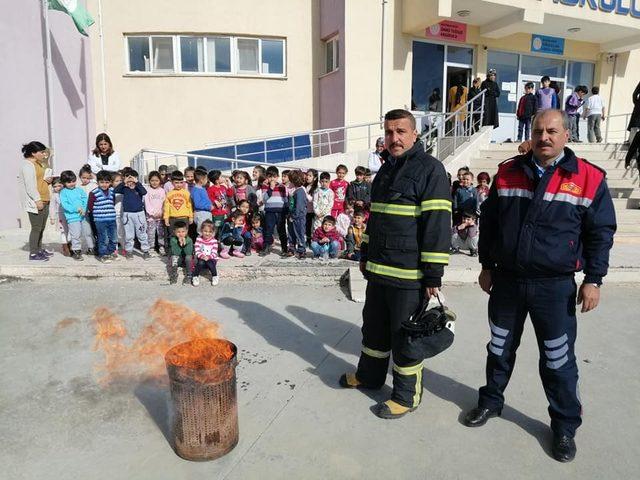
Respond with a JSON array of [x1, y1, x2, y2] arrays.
[[420, 89, 486, 160], [131, 148, 340, 180], [603, 112, 633, 144]]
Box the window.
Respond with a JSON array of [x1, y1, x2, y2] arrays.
[[262, 39, 284, 74], [151, 37, 174, 72], [412, 42, 445, 111], [237, 38, 259, 73], [125, 34, 285, 76], [324, 36, 339, 74], [180, 37, 204, 72], [207, 37, 231, 73], [447, 46, 473, 65], [488, 50, 519, 114], [521, 54, 566, 78], [567, 61, 594, 91]]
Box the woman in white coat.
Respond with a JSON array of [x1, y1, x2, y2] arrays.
[[19, 141, 53, 261], [87, 133, 121, 174]]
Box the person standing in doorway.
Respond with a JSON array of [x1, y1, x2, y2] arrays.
[[87, 133, 121, 174], [448, 76, 469, 135], [19, 141, 53, 261], [583, 86, 606, 143], [565, 86, 588, 143], [536, 76, 558, 113], [481, 69, 500, 128], [516, 82, 537, 142], [463, 109, 616, 463]]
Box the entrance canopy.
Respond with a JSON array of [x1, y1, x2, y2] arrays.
[[403, 0, 640, 52]]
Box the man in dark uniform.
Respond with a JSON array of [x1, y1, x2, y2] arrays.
[[339, 109, 451, 419], [463, 109, 616, 462]]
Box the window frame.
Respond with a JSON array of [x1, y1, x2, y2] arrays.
[[324, 35, 339, 74], [124, 34, 286, 78]]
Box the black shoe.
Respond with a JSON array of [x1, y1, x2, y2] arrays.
[[71, 250, 84, 261], [552, 435, 576, 463], [259, 245, 271, 257], [142, 251, 151, 260], [463, 407, 501, 427], [469, 249, 478, 257]]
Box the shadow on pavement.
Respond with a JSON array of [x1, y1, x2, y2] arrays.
[[218, 298, 391, 403], [423, 368, 553, 456], [134, 377, 174, 449]]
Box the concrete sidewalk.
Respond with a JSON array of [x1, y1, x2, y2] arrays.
[[2, 228, 639, 284], [1, 280, 638, 480]]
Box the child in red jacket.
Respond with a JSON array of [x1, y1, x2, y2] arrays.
[[310, 215, 342, 259]]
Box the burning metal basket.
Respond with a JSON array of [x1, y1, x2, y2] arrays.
[[165, 338, 239, 461]]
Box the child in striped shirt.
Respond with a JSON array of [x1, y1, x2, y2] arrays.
[[192, 220, 219, 286]]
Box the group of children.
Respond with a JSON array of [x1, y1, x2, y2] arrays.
[[516, 76, 606, 143], [49, 161, 373, 286], [448, 166, 491, 257]]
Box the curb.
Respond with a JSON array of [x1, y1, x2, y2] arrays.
[[2, 264, 639, 285]]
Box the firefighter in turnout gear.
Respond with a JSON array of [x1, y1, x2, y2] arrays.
[[339, 109, 452, 419], [463, 109, 616, 463]]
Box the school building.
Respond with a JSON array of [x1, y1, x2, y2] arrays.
[[4, 0, 640, 228]]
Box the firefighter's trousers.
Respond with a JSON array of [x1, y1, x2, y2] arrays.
[[478, 272, 582, 437], [356, 281, 424, 408]]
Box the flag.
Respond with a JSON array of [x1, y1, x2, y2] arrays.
[[48, 0, 95, 36]]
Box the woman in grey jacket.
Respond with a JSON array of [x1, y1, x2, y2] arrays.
[[19, 141, 53, 261]]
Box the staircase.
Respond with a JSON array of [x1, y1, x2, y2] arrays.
[[469, 143, 640, 243]]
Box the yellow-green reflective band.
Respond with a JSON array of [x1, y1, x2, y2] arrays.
[[361, 233, 369, 243], [362, 345, 391, 359], [413, 368, 423, 407], [393, 363, 424, 376], [366, 261, 423, 280], [421, 251, 450, 264], [421, 199, 452, 213], [370, 202, 420, 217]]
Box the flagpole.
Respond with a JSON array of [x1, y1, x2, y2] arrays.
[[98, 0, 107, 131], [43, 0, 56, 169]]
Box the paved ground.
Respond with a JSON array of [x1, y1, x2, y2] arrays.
[[1, 279, 638, 480]]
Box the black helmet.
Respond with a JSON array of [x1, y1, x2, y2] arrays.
[[398, 296, 456, 359]]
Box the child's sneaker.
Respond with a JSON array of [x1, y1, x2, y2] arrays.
[[219, 247, 231, 259], [40, 249, 54, 257], [211, 276, 219, 286], [295, 252, 306, 260], [29, 252, 49, 261], [110, 252, 119, 260], [232, 250, 245, 258], [259, 245, 271, 257], [158, 246, 166, 256], [244, 249, 252, 256], [192, 276, 200, 287], [86, 248, 95, 256], [98, 256, 112, 264], [142, 251, 151, 260], [72, 250, 84, 261], [183, 276, 192, 285], [125, 251, 134, 260]]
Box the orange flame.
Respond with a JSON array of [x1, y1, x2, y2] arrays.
[[92, 299, 228, 385]]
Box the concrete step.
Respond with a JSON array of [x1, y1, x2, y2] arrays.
[[606, 178, 639, 189], [617, 223, 640, 233], [613, 197, 640, 209]]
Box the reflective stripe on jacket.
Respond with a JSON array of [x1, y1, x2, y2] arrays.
[[360, 140, 451, 289]]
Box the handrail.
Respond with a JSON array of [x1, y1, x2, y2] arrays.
[[603, 112, 632, 145], [131, 148, 337, 179], [420, 89, 486, 160]]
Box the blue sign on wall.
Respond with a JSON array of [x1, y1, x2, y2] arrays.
[[531, 34, 565, 56]]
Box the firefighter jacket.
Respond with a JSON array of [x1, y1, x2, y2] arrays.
[[479, 147, 616, 284], [360, 140, 451, 289]]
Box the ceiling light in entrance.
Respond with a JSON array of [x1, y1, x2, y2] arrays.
[[457, 10, 471, 17], [567, 27, 581, 33]]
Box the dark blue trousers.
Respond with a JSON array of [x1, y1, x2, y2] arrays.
[[95, 220, 117, 257], [264, 210, 288, 250], [478, 273, 582, 437], [287, 216, 307, 254]]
